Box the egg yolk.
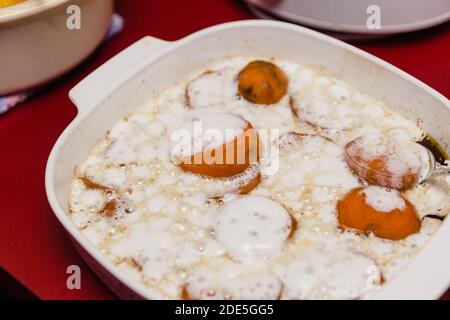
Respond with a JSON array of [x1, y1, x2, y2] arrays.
[[181, 286, 191, 300], [345, 138, 421, 191], [337, 187, 421, 240], [238, 60, 288, 105], [81, 176, 109, 191], [178, 122, 260, 178], [101, 199, 119, 217]]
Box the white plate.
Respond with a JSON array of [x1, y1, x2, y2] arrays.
[[246, 2, 388, 41], [245, 0, 450, 35]]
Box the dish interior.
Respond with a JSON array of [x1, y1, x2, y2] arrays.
[[67, 56, 449, 299], [48, 25, 450, 299]]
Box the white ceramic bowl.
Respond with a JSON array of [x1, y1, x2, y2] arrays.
[[45, 20, 450, 300], [0, 0, 113, 94], [246, 0, 450, 34]]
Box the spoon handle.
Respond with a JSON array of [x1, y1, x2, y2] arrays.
[[433, 163, 450, 177]]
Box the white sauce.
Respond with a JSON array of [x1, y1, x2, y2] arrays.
[[186, 260, 281, 300], [362, 186, 406, 212], [214, 196, 292, 261], [186, 68, 238, 109], [276, 244, 378, 299]]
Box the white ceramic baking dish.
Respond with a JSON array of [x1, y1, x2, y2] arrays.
[[45, 20, 450, 300], [0, 0, 113, 94]]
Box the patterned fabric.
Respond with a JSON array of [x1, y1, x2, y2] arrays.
[[0, 14, 124, 115]]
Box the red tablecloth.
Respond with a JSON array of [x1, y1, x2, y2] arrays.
[[0, 0, 449, 300]]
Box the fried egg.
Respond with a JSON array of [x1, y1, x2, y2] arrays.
[[171, 110, 259, 178], [337, 186, 421, 240], [344, 134, 430, 190]]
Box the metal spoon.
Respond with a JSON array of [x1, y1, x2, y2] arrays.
[[418, 144, 450, 183]]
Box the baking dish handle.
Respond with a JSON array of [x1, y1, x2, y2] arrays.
[[69, 36, 170, 116]]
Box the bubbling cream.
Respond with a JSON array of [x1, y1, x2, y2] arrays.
[[171, 110, 248, 158], [214, 196, 293, 261], [186, 260, 282, 300], [68, 56, 449, 300], [362, 186, 406, 213], [275, 244, 379, 300]]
